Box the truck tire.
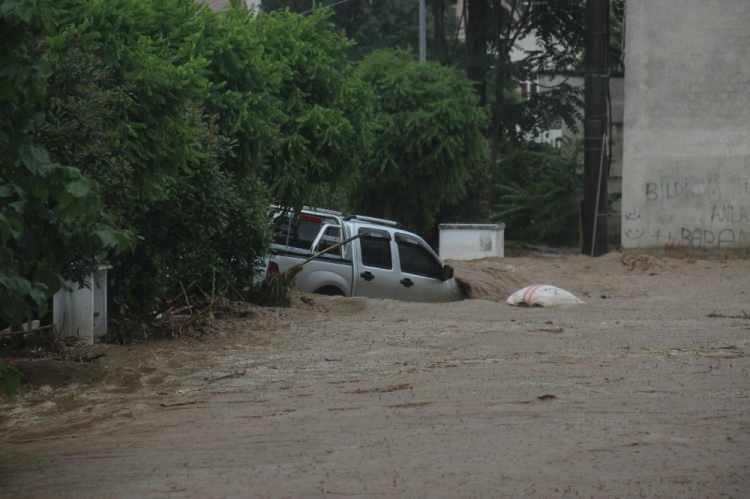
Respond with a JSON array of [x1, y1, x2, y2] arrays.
[[314, 285, 345, 296]]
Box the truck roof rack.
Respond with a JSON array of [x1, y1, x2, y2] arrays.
[[269, 205, 343, 217], [344, 214, 400, 227], [302, 206, 343, 216]]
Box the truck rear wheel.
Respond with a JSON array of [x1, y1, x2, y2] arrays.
[[314, 285, 345, 296]]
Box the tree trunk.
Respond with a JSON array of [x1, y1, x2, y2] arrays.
[[582, 0, 609, 256], [432, 0, 446, 62], [465, 0, 488, 104], [485, 3, 508, 219]]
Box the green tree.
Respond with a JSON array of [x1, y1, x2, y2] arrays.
[[462, 0, 625, 151], [0, 0, 127, 329], [205, 8, 373, 209], [493, 144, 581, 244], [263, 1, 464, 63], [35, 2, 372, 319], [354, 49, 487, 234], [38, 0, 236, 315]]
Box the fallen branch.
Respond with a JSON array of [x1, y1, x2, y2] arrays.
[[707, 311, 750, 320], [292, 233, 362, 270], [160, 400, 203, 408], [79, 353, 106, 363], [205, 369, 247, 383], [0, 324, 54, 337], [180, 281, 192, 310]]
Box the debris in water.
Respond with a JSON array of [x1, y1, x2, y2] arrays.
[[507, 285, 583, 307]]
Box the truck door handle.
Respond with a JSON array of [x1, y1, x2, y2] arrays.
[[360, 271, 374, 281], [400, 278, 414, 288]]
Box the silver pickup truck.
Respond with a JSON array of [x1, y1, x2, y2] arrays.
[[266, 207, 462, 302]]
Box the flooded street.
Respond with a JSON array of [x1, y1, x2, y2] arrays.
[[2, 254, 750, 498]]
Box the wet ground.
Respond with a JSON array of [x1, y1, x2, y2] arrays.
[[1, 253, 749, 498]]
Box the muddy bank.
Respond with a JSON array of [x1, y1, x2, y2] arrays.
[[450, 258, 526, 301], [1, 253, 749, 498], [450, 252, 680, 302]]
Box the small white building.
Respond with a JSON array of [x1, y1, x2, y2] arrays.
[[439, 223, 505, 260], [53, 266, 110, 345]]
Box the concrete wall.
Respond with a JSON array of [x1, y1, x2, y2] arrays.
[[608, 77, 625, 244], [439, 224, 505, 260], [53, 268, 109, 344], [622, 0, 750, 250]]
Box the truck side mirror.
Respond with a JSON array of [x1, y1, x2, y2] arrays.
[[441, 264, 454, 281]]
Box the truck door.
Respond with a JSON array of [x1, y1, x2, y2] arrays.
[[393, 232, 456, 302], [353, 227, 400, 299]]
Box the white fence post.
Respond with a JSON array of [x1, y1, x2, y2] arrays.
[[53, 265, 110, 344]]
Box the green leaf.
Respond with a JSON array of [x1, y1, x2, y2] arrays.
[[29, 285, 49, 307], [95, 228, 133, 250], [65, 178, 91, 198], [17, 143, 52, 175], [0, 361, 23, 397]]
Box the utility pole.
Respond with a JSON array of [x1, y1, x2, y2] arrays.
[[419, 0, 427, 62], [582, 0, 609, 256]]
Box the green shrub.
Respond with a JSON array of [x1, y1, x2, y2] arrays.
[[0, 361, 23, 397], [35, 2, 368, 317], [0, 1, 129, 329], [353, 49, 488, 235], [493, 146, 581, 244]]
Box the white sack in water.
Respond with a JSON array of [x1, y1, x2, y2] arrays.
[[506, 285, 584, 307]]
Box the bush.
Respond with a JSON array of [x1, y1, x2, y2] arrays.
[[353, 49, 487, 235], [0, 360, 23, 397], [493, 145, 581, 244], [3, 0, 493, 328], [34, 2, 370, 318], [202, 8, 373, 208], [0, 1, 128, 329]]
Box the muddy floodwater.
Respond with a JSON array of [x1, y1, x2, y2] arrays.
[[2, 253, 750, 498]]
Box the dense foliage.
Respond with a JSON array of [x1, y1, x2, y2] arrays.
[[354, 49, 487, 235], [1, 0, 489, 331], [31, 0, 268, 317], [493, 144, 582, 244], [269, 0, 604, 243], [0, 1, 128, 329], [37, 2, 376, 318], [0, 359, 22, 396], [1, 0, 606, 337], [263, 0, 425, 60]]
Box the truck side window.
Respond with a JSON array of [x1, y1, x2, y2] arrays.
[[358, 228, 392, 269], [396, 234, 442, 279], [273, 212, 336, 250], [316, 226, 342, 257]]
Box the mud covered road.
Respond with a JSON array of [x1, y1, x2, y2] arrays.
[[2, 254, 750, 498]]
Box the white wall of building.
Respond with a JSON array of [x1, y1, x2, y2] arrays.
[[439, 224, 505, 260], [622, 0, 750, 250]]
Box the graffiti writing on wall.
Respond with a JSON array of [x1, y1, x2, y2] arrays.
[[710, 204, 750, 225], [623, 169, 750, 249], [679, 227, 749, 248], [644, 173, 722, 202]]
